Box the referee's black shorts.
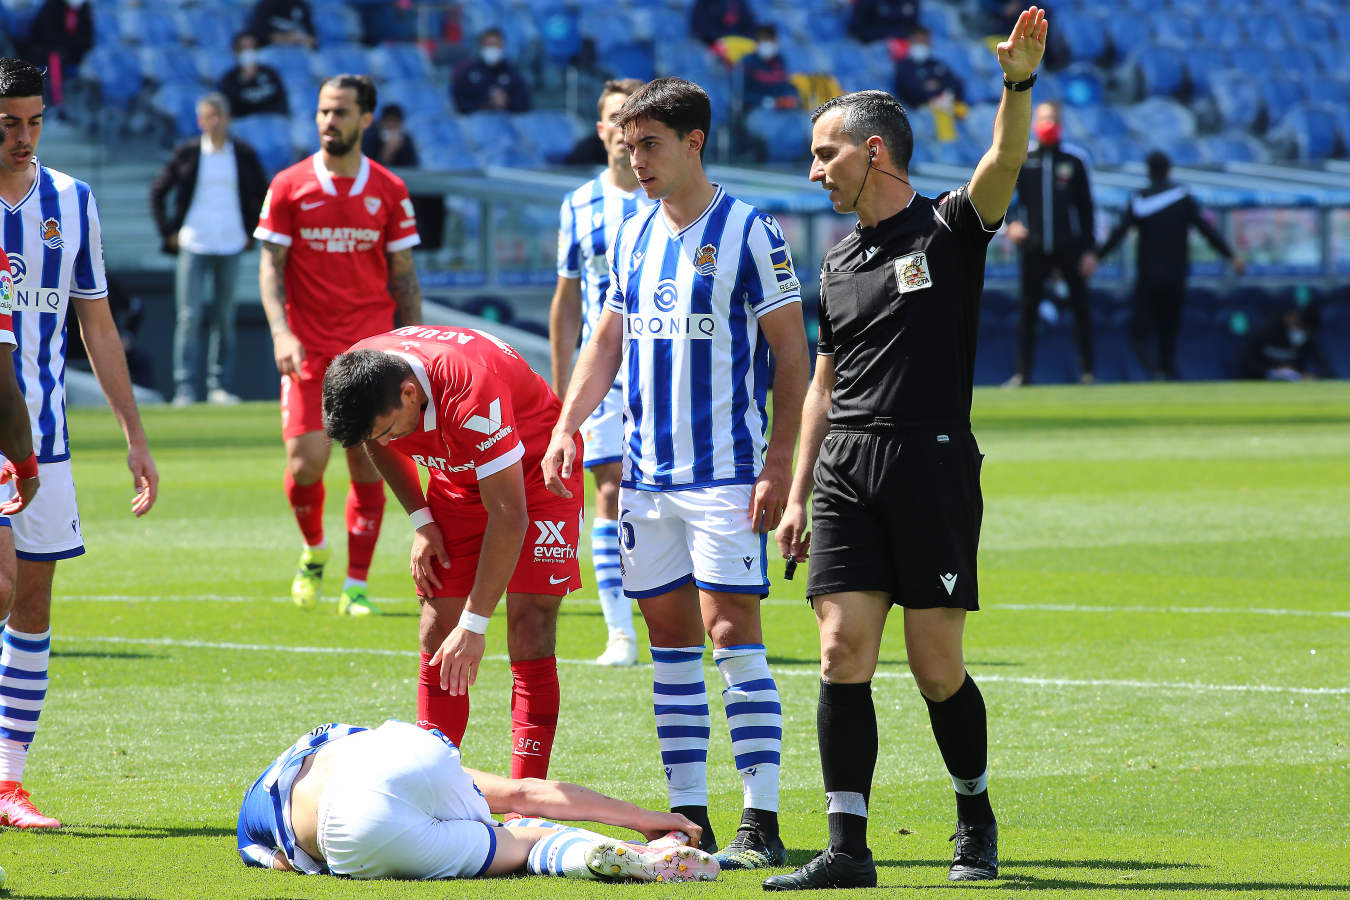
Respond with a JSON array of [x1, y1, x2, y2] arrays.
[[806, 424, 984, 610]]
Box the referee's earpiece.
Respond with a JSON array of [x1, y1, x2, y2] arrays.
[[868, 147, 876, 162]]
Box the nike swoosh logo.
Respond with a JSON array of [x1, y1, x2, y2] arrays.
[[300, 200, 325, 210], [548, 574, 570, 585]]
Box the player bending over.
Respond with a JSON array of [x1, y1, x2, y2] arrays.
[[238, 719, 719, 883]]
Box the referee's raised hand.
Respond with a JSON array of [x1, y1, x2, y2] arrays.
[[996, 6, 1048, 82]]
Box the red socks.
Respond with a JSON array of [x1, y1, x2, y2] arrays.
[[345, 480, 386, 580], [510, 656, 559, 780], [283, 471, 325, 546], [418, 653, 470, 746]]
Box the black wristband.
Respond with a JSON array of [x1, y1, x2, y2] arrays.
[[1003, 71, 1037, 92]]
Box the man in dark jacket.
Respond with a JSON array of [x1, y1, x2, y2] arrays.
[[1097, 151, 1244, 379], [149, 93, 267, 406], [217, 32, 289, 119], [451, 28, 532, 114], [1239, 304, 1330, 381], [741, 25, 797, 110], [1005, 100, 1097, 385], [893, 27, 965, 110]]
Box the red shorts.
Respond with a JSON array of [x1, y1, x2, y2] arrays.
[[425, 491, 583, 599], [280, 353, 334, 440]]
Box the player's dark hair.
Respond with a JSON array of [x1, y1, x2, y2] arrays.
[[321, 73, 377, 114], [597, 77, 643, 120], [231, 31, 257, 53], [811, 90, 913, 171], [1146, 149, 1171, 181], [480, 27, 504, 44], [322, 350, 411, 448], [612, 77, 711, 156], [0, 58, 45, 99]]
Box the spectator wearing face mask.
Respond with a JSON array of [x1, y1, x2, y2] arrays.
[[740, 24, 797, 109], [893, 27, 964, 111], [451, 28, 532, 114], [1239, 304, 1331, 381], [361, 103, 420, 167], [218, 32, 289, 119]]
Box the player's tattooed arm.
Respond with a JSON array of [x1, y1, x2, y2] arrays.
[[387, 248, 423, 326], [259, 242, 304, 378]]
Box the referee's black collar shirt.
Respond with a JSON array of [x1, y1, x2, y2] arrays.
[[817, 184, 1001, 430]]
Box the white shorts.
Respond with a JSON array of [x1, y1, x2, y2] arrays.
[[316, 720, 498, 880], [0, 459, 84, 561], [582, 382, 624, 468], [618, 484, 769, 599]]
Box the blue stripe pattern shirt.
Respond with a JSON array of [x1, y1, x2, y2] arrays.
[[1, 160, 108, 463], [556, 170, 652, 347], [604, 186, 801, 490]]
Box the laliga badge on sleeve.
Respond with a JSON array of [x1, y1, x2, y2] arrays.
[[893, 251, 933, 293]]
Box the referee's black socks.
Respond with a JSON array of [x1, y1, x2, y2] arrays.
[[924, 672, 995, 825], [819, 679, 877, 857]]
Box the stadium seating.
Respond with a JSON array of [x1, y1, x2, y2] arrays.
[[232, 114, 295, 177]]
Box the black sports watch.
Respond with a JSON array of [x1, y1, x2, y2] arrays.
[[1003, 72, 1038, 92]]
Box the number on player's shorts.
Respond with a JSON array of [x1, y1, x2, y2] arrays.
[[619, 515, 635, 551]]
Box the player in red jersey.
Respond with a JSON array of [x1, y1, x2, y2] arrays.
[[321, 325, 584, 780], [254, 74, 423, 617]]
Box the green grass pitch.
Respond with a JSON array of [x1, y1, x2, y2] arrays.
[[0, 381, 1346, 898]]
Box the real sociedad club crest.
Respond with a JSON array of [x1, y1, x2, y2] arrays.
[[41, 217, 63, 249], [693, 243, 717, 276]]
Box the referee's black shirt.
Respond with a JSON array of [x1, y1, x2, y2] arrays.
[[817, 184, 1001, 427]]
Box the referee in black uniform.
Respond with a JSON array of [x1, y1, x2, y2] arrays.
[[763, 6, 1049, 892]]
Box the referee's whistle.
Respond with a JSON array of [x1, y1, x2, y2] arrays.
[[784, 558, 798, 580]]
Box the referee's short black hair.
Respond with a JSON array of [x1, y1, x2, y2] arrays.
[[0, 58, 45, 99], [322, 350, 411, 448], [811, 90, 913, 172], [321, 73, 377, 114], [612, 77, 711, 155]]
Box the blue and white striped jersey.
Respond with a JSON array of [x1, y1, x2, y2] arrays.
[[556, 171, 652, 347], [604, 186, 801, 490], [2, 160, 108, 463], [237, 722, 368, 873]]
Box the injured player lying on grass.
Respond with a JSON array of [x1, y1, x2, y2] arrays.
[[238, 720, 719, 883]]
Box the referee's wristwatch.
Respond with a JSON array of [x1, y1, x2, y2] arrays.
[[1003, 71, 1037, 92]]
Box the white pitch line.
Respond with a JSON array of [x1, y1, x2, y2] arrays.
[[65, 595, 1350, 619], [69, 635, 1350, 695]]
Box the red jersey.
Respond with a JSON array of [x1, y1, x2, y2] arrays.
[[0, 247, 13, 348], [255, 154, 420, 357], [352, 325, 579, 507]]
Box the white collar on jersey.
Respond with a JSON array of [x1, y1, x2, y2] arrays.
[[312, 153, 371, 197], [659, 183, 723, 239], [0, 158, 40, 213], [386, 351, 436, 432]]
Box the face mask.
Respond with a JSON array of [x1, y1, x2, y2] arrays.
[[758, 41, 778, 58], [481, 46, 504, 66], [238, 48, 259, 68], [1288, 326, 1308, 347], [1033, 120, 1061, 145], [909, 44, 930, 62], [68, 0, 87, 8]]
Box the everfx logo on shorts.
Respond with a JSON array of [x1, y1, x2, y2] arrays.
[[533, 520, 576, 562]]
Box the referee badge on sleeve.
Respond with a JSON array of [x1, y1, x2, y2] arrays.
[[894, 252, 932, 293]]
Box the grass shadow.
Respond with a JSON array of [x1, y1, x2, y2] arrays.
[[50, 650, 160, 660], [26, 823, 235, 839]]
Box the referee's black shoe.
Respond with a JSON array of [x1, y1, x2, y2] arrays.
[[948, 820, 998, 881], [762, 848, 877, 890]]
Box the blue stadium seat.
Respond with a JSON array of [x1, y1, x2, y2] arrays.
[[1270, 103, 1339, 161], [1051, 11, 1108, 65], [137, 46, 200, 87], [311, 2, 362, 46], [1127, 46, 1185, 98], [176, 7, 238, 52], [77, 44, 144, 107], [745, 107, 810, 164], [232, 113, 296, 176], [584, 10, 640, 53], [1152, 14, 1197, 47], [1259, 76, 1307, 117], [1183, 47, 1230, 98], [1103, 17, 1150, 59], [1197, 132, 1270, 164], [407, 116, 473, 170], [605, 43, 656, 82], [150, 83, 201, 139], [368, 44, 433, 82], [259, 45, 313, 83], [1153, 135, 1209, 166], [653, 39, 718, 82], [460, 111, 520, 156], [1058, 64, 1104, 108], [537, 5, 582, 65], [1206, 70, 1261, 132], [289, 112, 318, 157], [116, 7, 180, 47], [1121, 98, 1197, 140], [826, 40, 876, 92], [918, 4, 963, 39], [313, 44, 373, 80], [1062, 104, 1129, 141], [194, 48, 236, 86], [1284, 14, 1333, 47], [1197, 18, 1244, 48], [378, 79, 450, 121], [513, 110, 583, 164]]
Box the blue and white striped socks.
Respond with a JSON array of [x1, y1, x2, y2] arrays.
[[0, 623, 49, 783], [651, 645, 710, 808], [510, 817, 604, 879], [592, 519, 633, 639], [714, 644, 782, 813]]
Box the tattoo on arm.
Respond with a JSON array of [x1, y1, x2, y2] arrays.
[[259, 242, 290, 334], [388, 248, 423, 326]]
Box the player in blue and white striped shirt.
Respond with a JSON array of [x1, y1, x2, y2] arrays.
[[549, 78, 653, 668], [544, 78, 810, 871], [0, 58, 159, 829]]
